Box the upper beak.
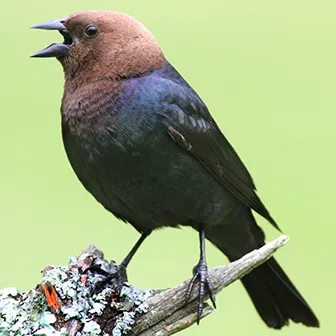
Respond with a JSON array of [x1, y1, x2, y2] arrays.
[[31, 17, 72, 58]]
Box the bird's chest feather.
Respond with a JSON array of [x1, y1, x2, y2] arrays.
[[62, 104, 194, 229], [61, 84, 170, 191]]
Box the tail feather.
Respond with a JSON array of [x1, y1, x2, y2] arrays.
[[205, 215, 319, 329], [240, 257, 319, 328]]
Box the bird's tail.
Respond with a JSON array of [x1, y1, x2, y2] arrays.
[[237, 256, 319, 328], [205, 216, 319, 328]]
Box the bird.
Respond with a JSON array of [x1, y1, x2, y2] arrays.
[[31, 11, 319, 328]]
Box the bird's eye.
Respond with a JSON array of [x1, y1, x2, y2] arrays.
[[84, 25, 99, 38]]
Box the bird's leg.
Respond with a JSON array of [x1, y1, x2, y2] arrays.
[[120, 231, 150, 269], [116, 231, 150, 284], [88, 231, 151, 295], [186, 230, 216, 324]]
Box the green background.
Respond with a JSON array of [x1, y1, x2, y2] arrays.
[[0, 0, 333, 335]]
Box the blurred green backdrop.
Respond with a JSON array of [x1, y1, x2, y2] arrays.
[[0, 0, 333, 335]]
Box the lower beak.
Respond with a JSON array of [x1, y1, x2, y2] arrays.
[[31, 18, 72, 58], [30, 43, 70, 58]]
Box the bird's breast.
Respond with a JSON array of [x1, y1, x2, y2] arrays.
[[61, 80, 124, 138]]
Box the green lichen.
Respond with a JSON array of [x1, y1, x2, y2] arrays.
[[0, 248, 152, 335], [0, 287, 63, 336], [83, 321, 101, 335], [111, 285, 152, 336]]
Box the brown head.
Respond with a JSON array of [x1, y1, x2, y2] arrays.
[[31, 11, 166, 87]]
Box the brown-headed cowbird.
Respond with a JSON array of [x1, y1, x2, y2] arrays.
[[31, 11, 319, 328]]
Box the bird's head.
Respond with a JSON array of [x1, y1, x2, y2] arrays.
[[31, 11, 165, 82]]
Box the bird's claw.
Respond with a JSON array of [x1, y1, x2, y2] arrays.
[[85, 263, 128, 295], [186, 259, 216, 324]]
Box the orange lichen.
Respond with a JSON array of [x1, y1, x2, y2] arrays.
[[42, 283, 60, 310]]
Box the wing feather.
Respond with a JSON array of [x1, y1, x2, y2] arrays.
[[162, 86, 279, 230]]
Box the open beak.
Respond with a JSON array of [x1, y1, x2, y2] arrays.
[[31, 17, 73, 58]]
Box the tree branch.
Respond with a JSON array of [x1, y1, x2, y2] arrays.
[[0, 235, 289, 336]]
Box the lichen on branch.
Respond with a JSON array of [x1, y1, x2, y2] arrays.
[[0, 236, 289, 336]]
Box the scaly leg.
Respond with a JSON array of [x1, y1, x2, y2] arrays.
[[186, 230, 216, 323]]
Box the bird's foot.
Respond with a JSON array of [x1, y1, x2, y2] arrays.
[[186, 258, 216, 324], [85, 263, 128, 295]]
